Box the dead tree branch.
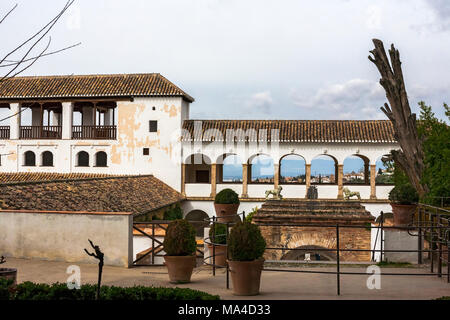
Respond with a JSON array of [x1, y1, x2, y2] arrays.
[[369, 39, 428, 197], [0, 0, 80, 82]]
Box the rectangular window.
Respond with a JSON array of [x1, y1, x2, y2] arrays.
[[143, 148, 149, 156], [149, 120, 158, 132]]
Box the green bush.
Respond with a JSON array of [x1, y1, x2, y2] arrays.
[[214, 188, 239, 204], [163, 219, 196, 256], [0, 279, 219, 300], [388, 184, 419, 205], [163, 204, 183, 220], [245, 206, 259, 223], [209, 223, 227, 245], [228, 221, 266, 261]]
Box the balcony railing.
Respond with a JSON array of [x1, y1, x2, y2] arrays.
[[72, 125, 117, 140], [0, 126, 10, 139], [20, 126, 62, 139]]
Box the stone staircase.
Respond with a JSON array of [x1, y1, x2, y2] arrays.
[[254, 199, 374, 225]]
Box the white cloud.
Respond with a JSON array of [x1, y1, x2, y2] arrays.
[[244, 91, 274, 113], [291, 79, 386, 119]]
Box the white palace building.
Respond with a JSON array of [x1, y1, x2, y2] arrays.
[[0, 73, 397, 219]]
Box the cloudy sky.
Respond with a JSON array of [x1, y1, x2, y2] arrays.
[[1, 0, 449, 120]]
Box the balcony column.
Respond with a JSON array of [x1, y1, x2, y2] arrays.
[[9, 103, 20, 139], [241, 163, 249, 198], [305, 164, 311, 198], [31, 107, 41, 126], [181, 163, 186, 197], [274, 163, 280, 189], [104, 108, 114, 125], [62, 102, 73, 140], [337, 164, 344, 199], [370, 164, 377, 200], [210, 163, 217, 198]]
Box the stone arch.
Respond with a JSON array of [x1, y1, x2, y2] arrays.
[[216, 153, 243, 183], [343, 154, 370, 185], [185, 209, 209, 237], [184, 153, 212, 183], [248, 153, 274, 184], [284, 231, 337, 252], [279, 154, 306, 184], [375, 154, 394, 185], [281, 245, 337, 261], [311, 154, 338, 184]]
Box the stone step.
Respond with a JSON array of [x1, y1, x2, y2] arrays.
[[257, 208, 369, 215]]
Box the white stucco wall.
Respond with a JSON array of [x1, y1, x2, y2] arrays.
[[0, 96, 189, 192], [0, 210, 133, 267]]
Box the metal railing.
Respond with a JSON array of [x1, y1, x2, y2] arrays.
[[20, 126, 62, 139], [208, 204, 450, 296], [72, 125, 117, 140], [132, 220, 204, 266], [0, 126, 9, 139]]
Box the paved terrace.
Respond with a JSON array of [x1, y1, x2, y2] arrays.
[[3, 258, 449, 300]]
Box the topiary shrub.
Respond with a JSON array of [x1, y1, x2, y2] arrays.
[[388, 184, 419, 205], [163, 219, 196, 256], [208, 223, 227, 245], [228, 221, 266, 261], [163, 204, 183, 220], [214, 188, 240, 204]]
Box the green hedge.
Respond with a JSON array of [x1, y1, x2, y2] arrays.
[[0, 279, 219, 300]]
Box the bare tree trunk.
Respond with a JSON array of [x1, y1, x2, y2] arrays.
[[368, 39, 428, 197]]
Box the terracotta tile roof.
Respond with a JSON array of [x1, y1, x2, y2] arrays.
[[182, 120, 396, 143], [0, 174, 184, 215], [0, 172, 115, 184], [0, 73, 194, 102]]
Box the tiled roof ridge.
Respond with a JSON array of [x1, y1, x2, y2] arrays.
[[0, 173, 154, 187], [8, 72, 160, 80]]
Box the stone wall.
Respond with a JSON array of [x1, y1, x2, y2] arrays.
[[0, 210, 133, 267], [260, 224, 372, 262]]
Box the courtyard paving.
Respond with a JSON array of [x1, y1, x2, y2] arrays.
[[3, 258, 449, 300]]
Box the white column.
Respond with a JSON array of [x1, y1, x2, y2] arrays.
[[62, 102, 73, 140], [9, 103, 20, 139]]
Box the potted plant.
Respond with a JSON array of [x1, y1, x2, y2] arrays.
[[214, 188, 240, 223], [227, 221, 266, 296], [208, 223, 228, 267], [389, 184, 419, 226], [163, 219, 197, 283], [0, 256, 17, 286]]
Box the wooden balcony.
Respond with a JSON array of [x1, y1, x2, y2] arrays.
[[72, 125, 117, 140], [0, 126, 10, 139], [20, 126, 62, 139]]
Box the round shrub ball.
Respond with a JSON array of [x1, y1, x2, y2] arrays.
[[163, 219, 197, 256], [389, 184, 419, 205], [214, 188, 240, 204], [228, 221, 266, 261], [209, 223, 227, 245]]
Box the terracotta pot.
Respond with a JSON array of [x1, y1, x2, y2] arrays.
[[164, 255, 196, 284], [0, 268, 17, 286], [214, 203, 240, 223], [227, 259, 264, 296], [207, 244, 227, 267], [390, 203, 417, 226]]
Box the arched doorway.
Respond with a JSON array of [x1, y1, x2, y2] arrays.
[[281, 245, 337, 261], [185, 210, 209, 237]]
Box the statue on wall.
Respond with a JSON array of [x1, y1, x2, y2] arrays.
[[343, 187, 361, 200], [265, 186, 283, 200]]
